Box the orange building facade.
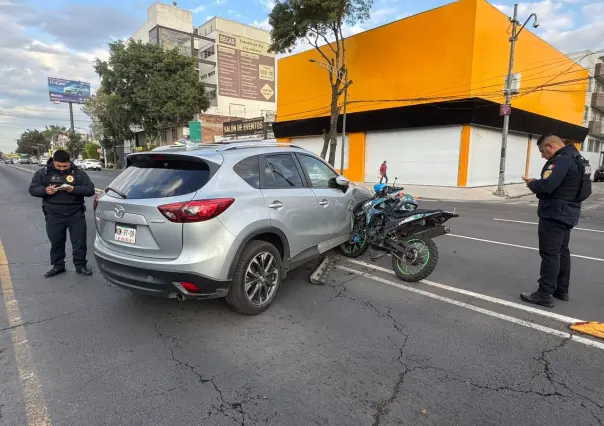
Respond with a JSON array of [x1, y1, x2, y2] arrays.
[[273, 0, 588, 186]]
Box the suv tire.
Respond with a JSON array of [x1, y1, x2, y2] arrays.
[[226, 240, 283, 315]]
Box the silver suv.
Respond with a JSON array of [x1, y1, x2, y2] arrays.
[[93, 141, 371, 314]]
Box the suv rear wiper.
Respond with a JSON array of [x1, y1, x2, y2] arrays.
[[105, 187, 128, 199]]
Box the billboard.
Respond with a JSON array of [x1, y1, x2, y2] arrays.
[[48, 77, 91, 104], [223, 117, 266, 137], [216, 32, 275, 103]]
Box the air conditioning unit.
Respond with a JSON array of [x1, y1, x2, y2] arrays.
[[504, 73, 521, 95]]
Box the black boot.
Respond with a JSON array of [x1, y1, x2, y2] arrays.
[[520, 292, 555, 308], [44, 266, 66, 278], [553, 292, 569, 301], [75, 266, 93, 276]]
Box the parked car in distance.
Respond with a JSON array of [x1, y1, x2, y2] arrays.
[[593, 165, 604, 182], [82, 159, 102, 171], [93, 141, 372, 315], [5, 159, 14, 164]]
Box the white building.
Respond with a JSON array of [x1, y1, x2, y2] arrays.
[[567, 50, 604, 167], [131, 2, 276, 123]]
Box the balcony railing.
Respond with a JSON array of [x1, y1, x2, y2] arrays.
[[588, 120, 603, 137], [595, 63, 604, 85], [592, 92, 604, 114]]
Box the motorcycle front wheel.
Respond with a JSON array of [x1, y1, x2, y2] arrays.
[[391, 235, 438, 282], [339, 220, 369, 258]]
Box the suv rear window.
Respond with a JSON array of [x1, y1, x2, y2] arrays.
[[107, 155, 211, 199]]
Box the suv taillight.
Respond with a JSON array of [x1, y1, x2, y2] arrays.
[[93, 191, 103, 212], [158, 198, 235, 223]]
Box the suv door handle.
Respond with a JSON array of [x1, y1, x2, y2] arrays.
[[318, 200, 329, 206], [268, 201, 284, 209]]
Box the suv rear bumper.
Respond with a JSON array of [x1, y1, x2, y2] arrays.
[[94, 255, 231, 299]]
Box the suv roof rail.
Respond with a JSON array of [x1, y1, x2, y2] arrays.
[[216, 141, 305, 151]]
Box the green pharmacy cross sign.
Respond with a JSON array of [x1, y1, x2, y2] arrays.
[[189, 121, 202, 143]]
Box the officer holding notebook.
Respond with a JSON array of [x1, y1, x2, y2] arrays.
[[29, 149, 96, 278]]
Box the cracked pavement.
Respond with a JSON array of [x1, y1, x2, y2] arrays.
[[1, 164, 604, 425]]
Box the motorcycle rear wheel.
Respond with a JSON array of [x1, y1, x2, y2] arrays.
[[391, 235, 438, 282]]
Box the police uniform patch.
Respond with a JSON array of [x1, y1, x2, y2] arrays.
[[543, 170, 552, 178], [66, 175, 74, 183]]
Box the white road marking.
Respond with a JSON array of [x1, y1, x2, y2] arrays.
[[0, 238, 52, 425], [493, 218, 604, 233], [345, 259, 584, 324], [337, 265, 604, 351], [447, 234, 604, 262]]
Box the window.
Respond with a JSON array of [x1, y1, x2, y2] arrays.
[[233, 156, 260, 188], [297, 154, 338, 188], [263, 154, 303, 188], [161, 130, 168, 143], [171, 128, 178, 141], [107, 157, 211, 199]]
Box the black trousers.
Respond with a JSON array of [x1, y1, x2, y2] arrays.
[[380, 174, 388, 184], [537, 218, 571, 296], [45, 210, 88, 268]]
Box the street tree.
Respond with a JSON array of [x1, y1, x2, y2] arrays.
[[66, 132, 85, 159], [268, 0, 372, 166], [42, 125, 67, 144], [84, 143, 101, 160], [92, 39, 210, 143], [82, 89, 133, 169], [16, 129, 50, 157]]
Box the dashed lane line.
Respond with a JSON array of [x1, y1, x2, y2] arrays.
[[336, 265, 604, 351], [447, 234, 604, 263], [345, 259, 583, 324], [493, 218, 604, 233], [0, 237, 52, 425]]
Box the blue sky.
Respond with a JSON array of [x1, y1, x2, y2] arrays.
[[1, 0, 602, 153]]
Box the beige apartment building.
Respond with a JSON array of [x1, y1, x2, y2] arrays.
[[130, 1, 276, 144]]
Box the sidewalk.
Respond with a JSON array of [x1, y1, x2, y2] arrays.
[[357, 182, 533, 201]]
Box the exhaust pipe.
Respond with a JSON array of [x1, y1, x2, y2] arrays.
[[176, 293, 186, 302]]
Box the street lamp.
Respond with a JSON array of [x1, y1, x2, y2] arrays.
[[494, 4, 539, 197], [308, 59, 351, 175]]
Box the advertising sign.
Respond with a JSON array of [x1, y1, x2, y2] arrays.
[[216, 32, 275, 103], [48, 77, 91, 104], [223, 117, 266, 137]]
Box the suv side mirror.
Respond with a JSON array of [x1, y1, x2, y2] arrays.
[[335, 175, 350, 187], [329, 175, 350, 192]]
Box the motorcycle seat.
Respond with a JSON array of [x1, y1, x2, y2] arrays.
[[391, 209, 439, 219]]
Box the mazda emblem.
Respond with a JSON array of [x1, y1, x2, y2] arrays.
[[114, 206, 125, 218]]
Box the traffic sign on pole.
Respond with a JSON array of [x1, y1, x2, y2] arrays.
[[499, 104, 512, 116], [189, 121, 202, 143]]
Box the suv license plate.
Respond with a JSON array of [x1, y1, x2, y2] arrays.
[[115, 225, 136, 244]]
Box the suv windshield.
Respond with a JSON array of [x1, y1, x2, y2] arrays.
[[106, 155, 212, 199]]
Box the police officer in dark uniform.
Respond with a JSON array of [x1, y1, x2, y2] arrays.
[[29, 150, 96, 278], [521, 134, 591, 307]]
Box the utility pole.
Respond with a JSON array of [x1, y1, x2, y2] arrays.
[[68, 102, 75, 133], [494, 4, 539, 197]]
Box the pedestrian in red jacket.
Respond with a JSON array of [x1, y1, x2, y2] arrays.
[[379, 161, 388, 184]]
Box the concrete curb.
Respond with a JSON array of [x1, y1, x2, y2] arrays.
[[8, 165, 103, 193]]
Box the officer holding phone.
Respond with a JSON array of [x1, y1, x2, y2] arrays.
[[520, 135, 591, 307], [29, 150, 96, 278]]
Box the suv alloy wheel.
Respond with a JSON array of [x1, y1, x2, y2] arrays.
[[226, 240, 283, 315]]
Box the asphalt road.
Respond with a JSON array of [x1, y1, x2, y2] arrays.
[[1, 163, 603, 426]]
